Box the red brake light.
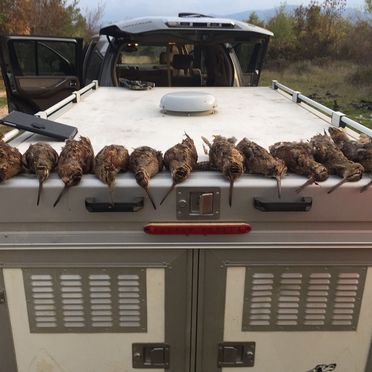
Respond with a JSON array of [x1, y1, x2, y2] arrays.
[[144, 223, 251, 235]]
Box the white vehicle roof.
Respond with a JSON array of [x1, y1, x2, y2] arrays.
[[12, 86, 331, 157], [100, 15, 273, 38]]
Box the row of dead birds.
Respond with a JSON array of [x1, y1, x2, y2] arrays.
[[0, 127, 371, 208]]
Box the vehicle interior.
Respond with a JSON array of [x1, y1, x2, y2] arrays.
[[112, 34, 269, 88], [113, 42, 235, 87]]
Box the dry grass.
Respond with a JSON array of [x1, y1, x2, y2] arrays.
[[260, 60, 372, 128]]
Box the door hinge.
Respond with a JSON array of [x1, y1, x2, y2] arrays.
[[218, 342, 255, 367]]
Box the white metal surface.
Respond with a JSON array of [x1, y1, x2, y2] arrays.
[[100, 16, 273, 37], [223, 267, 372, 372], [4, 268, 165, 372], [12, 87, 332, 159]]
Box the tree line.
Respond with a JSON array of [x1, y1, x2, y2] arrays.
[[0, 0, 104, 39], [247, 0, 372, 65]]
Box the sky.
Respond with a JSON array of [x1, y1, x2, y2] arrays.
[[76, 0, 367, 23]]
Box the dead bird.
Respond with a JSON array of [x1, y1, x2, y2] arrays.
[[160, 133, 198, 205], [310, 133, 364, 193], [22, 143, 59, 205], [94, 145, 129, 203], [359, 134, 372, 145], [328, 127, 372, 192], [129, 146, 163, 209], [201, 135, 244, 206], [237, 138, 287, 198], [270, 141, 328, 193], [54, 136, 94, 207], [0, 141, 22, 182]]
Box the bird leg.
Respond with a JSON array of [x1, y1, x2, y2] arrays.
[[201, 136, 212, 148]]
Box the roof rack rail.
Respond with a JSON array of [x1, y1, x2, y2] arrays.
[[178, 12, 213, 18], [272, 80, 372, 137]]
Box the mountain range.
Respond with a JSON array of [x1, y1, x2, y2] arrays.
[[225, 4, 368, 21]]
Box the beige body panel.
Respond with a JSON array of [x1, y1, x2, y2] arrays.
[[4, 268, 165, 372], [223, 267, 372, 372]]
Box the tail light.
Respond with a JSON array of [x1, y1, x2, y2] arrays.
[[144, 222, 251, 235]]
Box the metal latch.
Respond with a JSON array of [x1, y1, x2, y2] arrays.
[[0, 288, 5, 304], [218, 342, 255, 367], [132, 343, 170, 369], [177, 187, 220, 220]]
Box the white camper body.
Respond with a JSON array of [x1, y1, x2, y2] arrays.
[[0, 81, 372, 372]]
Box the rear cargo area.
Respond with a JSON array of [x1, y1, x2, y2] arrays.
[[1, 85, 372, 372]]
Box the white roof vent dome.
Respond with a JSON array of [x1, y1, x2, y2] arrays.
[[160, 91, 217, 115]]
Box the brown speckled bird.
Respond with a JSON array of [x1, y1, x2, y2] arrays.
[[328, 127, 372, 192], [160, 133, 198, 205], [310, 133, 364, 193], [201, 135, 244, 207], [22, 143, 59, 205], [129, 146, 163, 209], [237, 138, 287, 198], [0, 140, 22, 182], [94, 144, 129, 203], [270, 141, 328, 193], [359, 134, 372, 145], [54, 136, 94, 207]]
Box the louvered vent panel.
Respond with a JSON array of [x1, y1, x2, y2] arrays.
[[242, 266, 366, 331], [118, 274, 142, 328], [61, 274, 85, 328], [24, 268, 147, 333], [30, 274, 57, 328]]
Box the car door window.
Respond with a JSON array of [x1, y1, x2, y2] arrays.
[[13, 41, 36, 75], [11, 39, 77, 76]]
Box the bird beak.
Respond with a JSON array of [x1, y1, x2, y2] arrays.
[[296, 176, 315, 193], [327, 178, 348, 194], [275, 176, 282, 199], [229, 177, 234, 207]]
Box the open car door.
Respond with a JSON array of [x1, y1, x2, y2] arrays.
[[0, 36, 83, 114]]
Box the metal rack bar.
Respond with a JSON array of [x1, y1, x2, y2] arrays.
[[35, 80, 98, 119], [272, 80, 372, 137]]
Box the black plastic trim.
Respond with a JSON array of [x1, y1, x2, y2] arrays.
[[254, 197, 312, 212], [85, 197, 144, 212]]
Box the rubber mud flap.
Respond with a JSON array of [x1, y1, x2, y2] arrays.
[[254, 197, 312, 212], [85, 197, 144, 212]]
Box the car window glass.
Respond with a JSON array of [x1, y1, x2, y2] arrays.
[[38, 42, 75, 75], [115, 42, 233, 87], [12, 40, 76, 76], [13, 41, 36, 75], [233, 38, 266, 86], [119, 45, 168, 65]]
